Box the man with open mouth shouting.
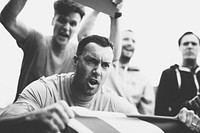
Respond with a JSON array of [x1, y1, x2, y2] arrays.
[[0, 35, 139, 133], [0, 0, 85, 102]]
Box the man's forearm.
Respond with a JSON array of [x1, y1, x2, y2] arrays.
[[0, 115, 31, 133], [0, 0, 27, 25], [77, 10, 99, 42], [110, 17, 121, 62]]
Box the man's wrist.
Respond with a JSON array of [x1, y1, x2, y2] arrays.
[[114, 12, 122, 18]]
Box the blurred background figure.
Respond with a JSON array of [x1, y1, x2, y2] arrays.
[[155, 31, 200, 116], [105, 30, 155, 115]]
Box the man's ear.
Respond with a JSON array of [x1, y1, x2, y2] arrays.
[[52, 16, 56, 25], [73, 55, 78, 69]]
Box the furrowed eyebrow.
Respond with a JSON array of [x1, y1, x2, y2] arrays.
[[85, 55, 99, 64]]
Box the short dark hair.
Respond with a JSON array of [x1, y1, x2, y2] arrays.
[[76, 35, 114, 56], [178, 31, 200, 46], [54, 0, 85, 19]]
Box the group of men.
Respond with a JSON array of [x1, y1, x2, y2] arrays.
[[0, 0, 200, 132]]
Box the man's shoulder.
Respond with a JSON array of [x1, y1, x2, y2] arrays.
[[19, 29, 50, 50], [31, 73, 72, 95], [160, 64, 179, 77], [101, 85, 113, 93], [44, 73, 72, 81], [162, 64, 179, 72], [100, 85, 118, 98]]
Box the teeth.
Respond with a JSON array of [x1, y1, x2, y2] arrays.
[[90, 79, 98, 85]]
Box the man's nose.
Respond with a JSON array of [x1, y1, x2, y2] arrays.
[[63, 22, 70, 30], [92, 65, 102, 77], [187, 42, 194, 48]]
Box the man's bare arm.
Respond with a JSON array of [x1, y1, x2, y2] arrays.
[[77, 9, 99, 42], [0, 0, 29, 42], [0, 100, 74, 133]]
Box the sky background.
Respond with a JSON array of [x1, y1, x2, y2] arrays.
[[1, 0, 200, 108]]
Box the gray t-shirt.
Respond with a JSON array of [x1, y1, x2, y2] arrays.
[[1, 73, 138, 118]]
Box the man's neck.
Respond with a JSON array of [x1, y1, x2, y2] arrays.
[[182, 59, 198, 69], [71, 75, 94, 103], [51, 39, 68, 57], [119, 56, 131, 66]]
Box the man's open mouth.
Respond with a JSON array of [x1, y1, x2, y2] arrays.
[[88, 78, 99, 88], [59, 31, 69, 38], [89, 79, 98, 85]]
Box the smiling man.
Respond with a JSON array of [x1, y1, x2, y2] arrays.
[[104, 30, 155, 115], [0, 0, 85, 102]]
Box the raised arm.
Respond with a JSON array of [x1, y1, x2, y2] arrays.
[[77, 9, 100, 42], [0, 0, 29, 42], [109, 0, 123, 62], [109, 16, 121, 62]]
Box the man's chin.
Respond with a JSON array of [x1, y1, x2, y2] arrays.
[[86, 84, 99, 94], [56, 38, 69, 46], [122, 55, 132, 60], [184, 57, 197, 60], [88, 83, 99, 90]]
